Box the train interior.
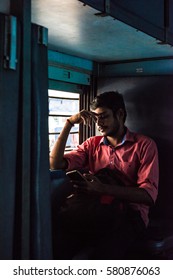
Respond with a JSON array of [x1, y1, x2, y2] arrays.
[[1, 0, 173, 259]]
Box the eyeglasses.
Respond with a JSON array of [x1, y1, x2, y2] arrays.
[[92, 112, 110, 123]]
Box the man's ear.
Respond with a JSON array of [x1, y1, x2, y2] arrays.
[[116, 108, 124, 121]]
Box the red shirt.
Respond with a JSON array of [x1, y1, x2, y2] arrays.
[[64, 128, 159, 226]]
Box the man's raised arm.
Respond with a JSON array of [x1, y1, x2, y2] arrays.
[[49, 110, 95, 170]]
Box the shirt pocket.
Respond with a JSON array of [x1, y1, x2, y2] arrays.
[[120, 160, 138, 180]]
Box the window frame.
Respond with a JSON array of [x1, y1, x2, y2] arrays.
[[48, 89, 80, 152]]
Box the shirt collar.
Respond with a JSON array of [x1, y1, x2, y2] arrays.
[[99, 127, 135, 146]]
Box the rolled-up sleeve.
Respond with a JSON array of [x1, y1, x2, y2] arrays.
[[137, 139, 159, 203], [64, 140, 90, 171]]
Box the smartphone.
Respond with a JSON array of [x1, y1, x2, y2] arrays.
[[66, 170, 86, 182]]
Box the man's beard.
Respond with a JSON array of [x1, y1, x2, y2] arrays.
[[98, 123, 120, 137]]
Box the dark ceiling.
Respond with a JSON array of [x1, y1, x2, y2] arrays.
[[1, 0, 173, 62]]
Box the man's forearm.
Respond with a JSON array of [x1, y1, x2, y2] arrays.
[[49, 120, 73, 169], [104, 184, 153, 206]]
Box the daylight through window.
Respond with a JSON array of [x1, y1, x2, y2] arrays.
[[48, 90, 80, 152]]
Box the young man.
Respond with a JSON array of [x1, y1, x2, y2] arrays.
[[50, 91, 159, 259]]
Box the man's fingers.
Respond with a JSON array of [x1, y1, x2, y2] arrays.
[[80, 110, 97, 125]]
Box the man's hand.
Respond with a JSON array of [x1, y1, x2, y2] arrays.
[[68, 110, 97, 126], [72, 173, 105, 195]]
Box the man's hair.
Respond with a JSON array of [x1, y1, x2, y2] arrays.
[[90, 91, 127, 122]]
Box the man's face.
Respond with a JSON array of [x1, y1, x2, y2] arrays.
[[92, 107, 122, 137]]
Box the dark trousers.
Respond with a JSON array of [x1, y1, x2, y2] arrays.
[[51, 180, 146, 260]]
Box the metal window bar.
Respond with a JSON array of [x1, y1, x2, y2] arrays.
[[48, 96, 79, 100], [79, 78, 97, 143], [49, 131, 78, 135]]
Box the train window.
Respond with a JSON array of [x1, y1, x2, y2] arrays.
[[48, 89, 80, 152]]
